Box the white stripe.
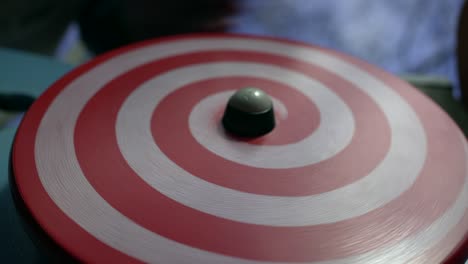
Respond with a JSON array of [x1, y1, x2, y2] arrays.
[[186, 64, 354, 169], [119, 63, 354, 169], [34, 37, 467, 262], [116, 62, 424, 226]]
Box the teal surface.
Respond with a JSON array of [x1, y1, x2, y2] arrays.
[[0, 47, 72, 262], [0, 47, 72, 96]]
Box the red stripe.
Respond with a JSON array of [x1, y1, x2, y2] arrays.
[[187, 76, 321, 146], [411, 209, 468, 263], [442, 217, 468, 264], [153, 69, 387, 195], [110, 50, 390, 196], [12, 52, 142, 263], [13, 34, 468, 262], [334, 51, 468, 263], [74, 51, 466, 261]]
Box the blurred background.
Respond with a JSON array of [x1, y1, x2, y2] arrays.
[[0, 0, 467, 128], [0, 0, 464, 95]]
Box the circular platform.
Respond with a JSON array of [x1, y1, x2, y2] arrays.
[[11, 34, 468, 263]]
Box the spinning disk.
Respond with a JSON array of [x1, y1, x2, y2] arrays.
[[11, 34, 468, 263]]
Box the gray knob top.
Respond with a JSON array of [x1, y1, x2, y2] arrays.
[[222, 87, 276, 137], [227, 88, 273, 114]]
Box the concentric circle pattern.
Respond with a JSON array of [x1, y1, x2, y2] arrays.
[[12, 35, 468, 263]]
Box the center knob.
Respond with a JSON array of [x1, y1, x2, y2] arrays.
[[222, 87, 276, 137]]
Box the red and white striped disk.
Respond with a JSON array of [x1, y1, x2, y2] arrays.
[[11, 34, 468, 263]]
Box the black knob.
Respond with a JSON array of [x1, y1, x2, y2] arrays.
[[222, 88, 275, 137]]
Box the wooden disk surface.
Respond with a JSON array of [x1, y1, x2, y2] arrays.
[[11, 34, 468, 263]]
